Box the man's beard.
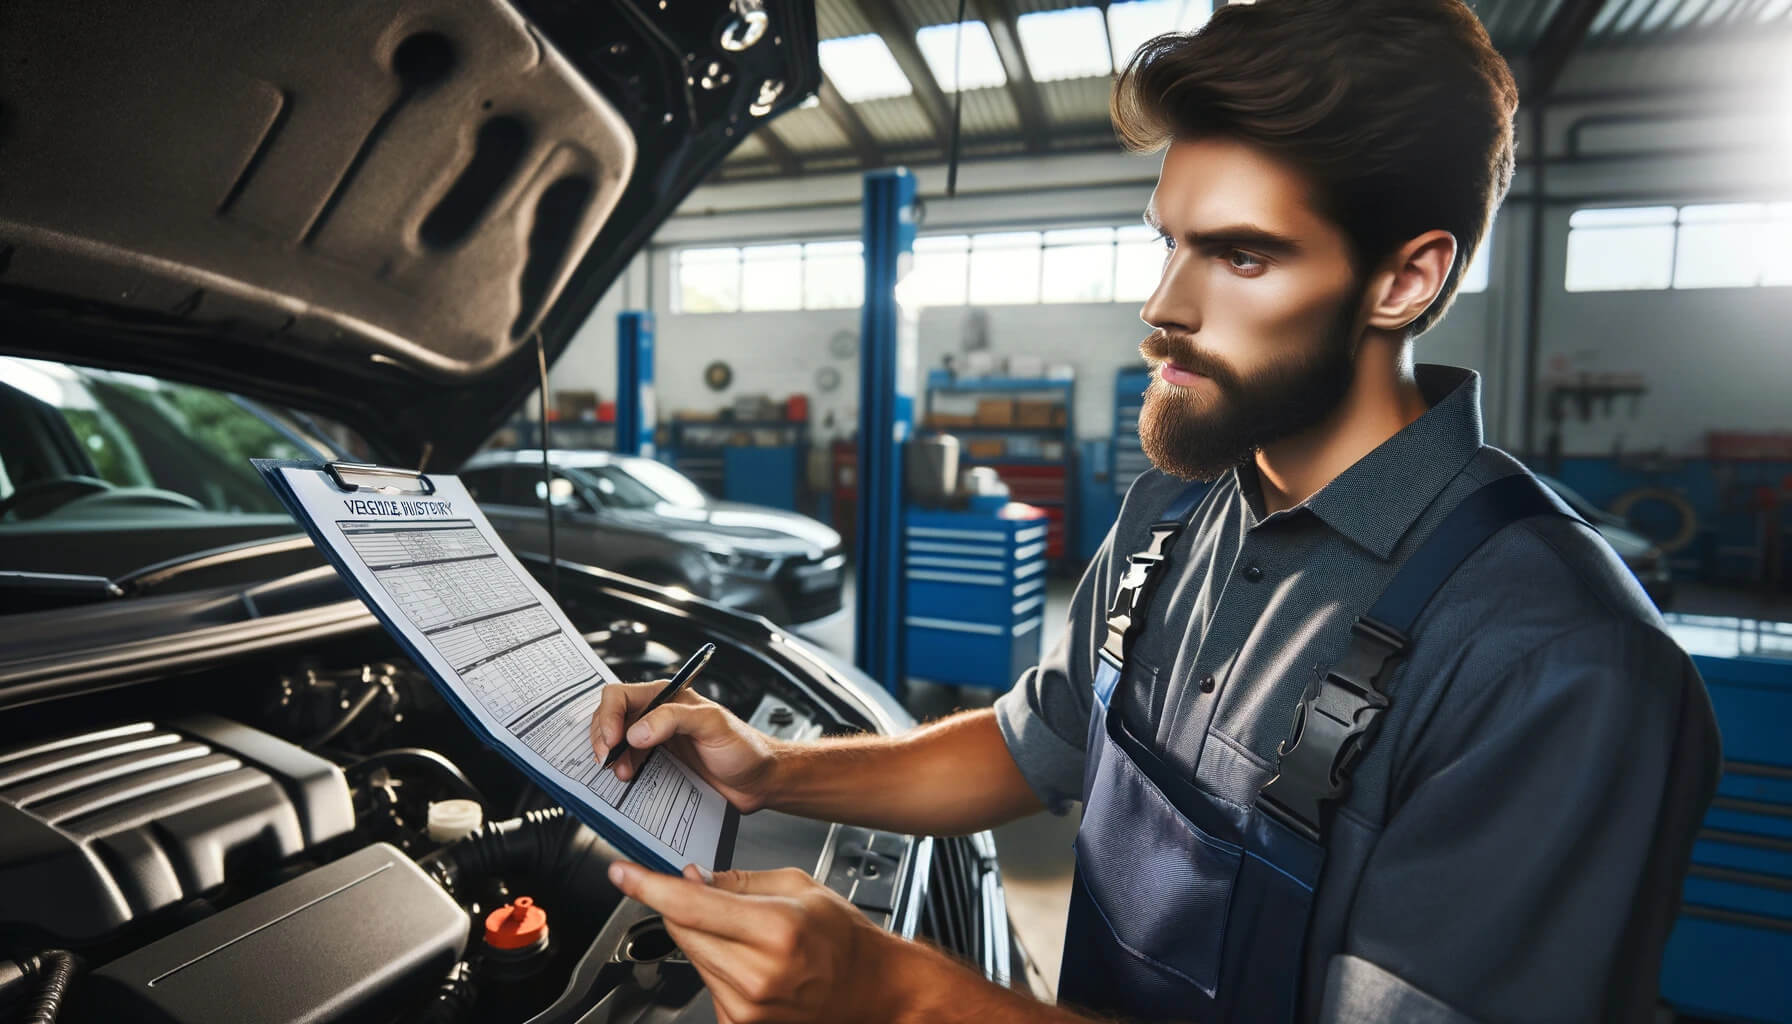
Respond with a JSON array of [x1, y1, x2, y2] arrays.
[[1136, 302, 1360, 481]]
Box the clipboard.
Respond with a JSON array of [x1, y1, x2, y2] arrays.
[[254, 458, 739, 875], [322, 461, 438, 495]]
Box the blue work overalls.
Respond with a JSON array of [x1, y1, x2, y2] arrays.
[[1057, 472, 1576, 1023]]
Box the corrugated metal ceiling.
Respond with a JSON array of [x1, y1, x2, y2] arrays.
[[957, 87, 1023, 136], [854, 95, 940, 146], [731, 0, 1792, 179], [901, 0, 970, 28], [767, 107, 854, 153], [1039, 77, 1113, 126], [721, 133, 769, 163], [814, 0, 876, 39]]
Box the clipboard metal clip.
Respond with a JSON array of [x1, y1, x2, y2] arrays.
[[324, 462, 436, 496]]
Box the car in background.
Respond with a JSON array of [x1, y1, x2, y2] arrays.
[[1537, 472, 1675, 610], [462, 449, 845, 626]]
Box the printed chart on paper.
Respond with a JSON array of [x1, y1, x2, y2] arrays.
[[338, 519, 701, 855]]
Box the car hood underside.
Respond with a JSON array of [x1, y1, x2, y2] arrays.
[[0, 0, 817, 467]]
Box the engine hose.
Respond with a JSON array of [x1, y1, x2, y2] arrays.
[[343, 748, 489, 807], [0, 950, 79, 1024], [305, 680, 384, 749], [424, 807, 619, 902], [411, 960, 478, 1024]]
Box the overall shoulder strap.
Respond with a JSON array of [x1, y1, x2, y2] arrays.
[[1099, 480, 1209, 670], [1258, 471, 1580, 841]]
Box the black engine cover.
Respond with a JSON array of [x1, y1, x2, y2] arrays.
[[0, 715, 353, 942], [78, 842, 467, 1024]]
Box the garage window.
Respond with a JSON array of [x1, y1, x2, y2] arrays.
[[969, 232, 1044, 305], [1459, 226, 1494, 294], [909, 235, 971, 307], [741, 245, 803, 311], [676, 243, 868, 314], [1114, 224, 1168, 302], [676, 247, 743, 313], [803, 241, 865, 309], [1674, 203, 1792, 289], [1566, 202, 1792, 292], [677, 213, 1506, 313], [1042, 228, 1118, 303]]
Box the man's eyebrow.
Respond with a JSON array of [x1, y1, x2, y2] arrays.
[[1142, 209, 1165, 234], [1185, 224, 1302, 255]]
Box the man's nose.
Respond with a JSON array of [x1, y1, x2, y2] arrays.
[[1139, 250, 1199, 336]]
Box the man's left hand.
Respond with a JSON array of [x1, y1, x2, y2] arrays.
[[607, 860, 914, 1024]]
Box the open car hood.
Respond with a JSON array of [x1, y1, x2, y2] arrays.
[[0, 0, 816, 467]]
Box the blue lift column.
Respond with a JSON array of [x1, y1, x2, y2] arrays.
[[854, 169, 919, 695], [616, 311, 656, 457]]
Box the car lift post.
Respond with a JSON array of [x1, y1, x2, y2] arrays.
[[854, 169, 918, 695], [616, 311, 656, 457]]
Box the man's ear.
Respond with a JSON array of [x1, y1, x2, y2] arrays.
[[1364, 230, 1457, 332]]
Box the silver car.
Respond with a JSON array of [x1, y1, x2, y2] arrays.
[[462, 449, 846, 626]]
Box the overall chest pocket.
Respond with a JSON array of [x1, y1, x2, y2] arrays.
[[1076, 705, 1243, 998]]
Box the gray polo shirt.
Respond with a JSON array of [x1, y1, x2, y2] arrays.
[[995, 365, 1720, 1023]]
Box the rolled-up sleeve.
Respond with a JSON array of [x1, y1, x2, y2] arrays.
[[1323, 621, 1720, 1023], [993, 524, 1115, 814]]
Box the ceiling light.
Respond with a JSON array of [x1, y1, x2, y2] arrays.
[[818, 35, 914, 102], [1107, 0, 1213, 69], [915, 21, 1008, 92], [1017, 7, 1113, 81]]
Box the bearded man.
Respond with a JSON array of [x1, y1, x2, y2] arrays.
[[590, 2, 1721, 1021]]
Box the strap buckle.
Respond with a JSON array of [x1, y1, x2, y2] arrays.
[[1257, 616, 1407, 841], [1100, 522, 1183, 666]]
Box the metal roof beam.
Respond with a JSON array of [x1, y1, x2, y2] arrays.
[[816, 77, 884, 168], [753, 125, 805, 177], [1531, 0, 1609, 97], [973, 0, 1052, 153], [858, 3, 957, 145]]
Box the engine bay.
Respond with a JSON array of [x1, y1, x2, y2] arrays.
[[0, 568, 1003, 1024]]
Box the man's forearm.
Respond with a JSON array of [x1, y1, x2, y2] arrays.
[[885, 934, 1102, 1024], [761, 708, 1046, 835]]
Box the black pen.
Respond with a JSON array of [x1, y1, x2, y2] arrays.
[[601, 642, 717, 771]]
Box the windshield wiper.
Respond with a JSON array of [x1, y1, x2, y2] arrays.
[[0, 570, 124, 613], [115, 534, 318, 597]]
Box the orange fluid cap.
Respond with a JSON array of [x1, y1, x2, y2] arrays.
[[484, 896, 549, 950]]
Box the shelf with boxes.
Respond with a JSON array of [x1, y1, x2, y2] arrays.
[[665, 397, 810, 512], [922, 371, 1076, 564]]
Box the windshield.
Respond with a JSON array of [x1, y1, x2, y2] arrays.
[[611, 458, 710, 509], [0, 357, 365, 585], [0, 357, 337, 516]]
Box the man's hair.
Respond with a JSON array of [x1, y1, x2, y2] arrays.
[[1112, 0, 1518, 337]]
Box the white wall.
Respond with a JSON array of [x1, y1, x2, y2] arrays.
[[546, 35, 1792, 457]]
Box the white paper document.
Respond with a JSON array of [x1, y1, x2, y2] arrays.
[[261, 463, 735, 873]]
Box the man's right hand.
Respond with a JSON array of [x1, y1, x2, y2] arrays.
[[589, 682, 780, 813]]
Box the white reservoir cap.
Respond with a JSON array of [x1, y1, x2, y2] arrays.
[[427, 798, 484, 842]]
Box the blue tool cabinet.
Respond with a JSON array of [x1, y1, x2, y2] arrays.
[[1658, 616, 1792, 1024], [1112, 369, 1152, 498], [902, 507, 1049, 689]]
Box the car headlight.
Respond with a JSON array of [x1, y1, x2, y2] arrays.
[[705, 549, 776, 574]]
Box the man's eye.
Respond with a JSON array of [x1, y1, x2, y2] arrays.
[[1159, 234, 1176, 252], [1227, 250, 1264, 271]]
